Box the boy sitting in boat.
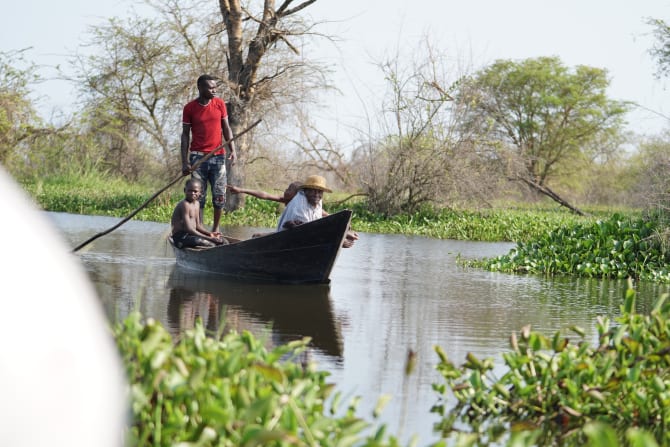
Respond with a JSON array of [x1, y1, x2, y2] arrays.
[[171, 179, 227, 249]]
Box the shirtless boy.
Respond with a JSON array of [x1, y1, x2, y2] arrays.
[[171, 179, 226, 248]]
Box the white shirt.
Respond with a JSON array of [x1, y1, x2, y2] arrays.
[[276, 190, 323, 231]]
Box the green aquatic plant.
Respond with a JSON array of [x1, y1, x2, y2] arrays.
[[467, 214, 670, 282], [432, 284, 670, 445], [343, 202, 593, 242], [20, 174, 610, 242], [114, 312, 408, 447]]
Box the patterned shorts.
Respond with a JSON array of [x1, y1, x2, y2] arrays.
[[189, 153, 227, 209]]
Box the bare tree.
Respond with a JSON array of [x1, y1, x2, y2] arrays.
[[0, 49, 75, 177], [647, 17, 670, 80], [629, 133, 670, 212], [70, 14, 200, 179], [70, 0, 330, 199], [352, 39, 498, 215], [219, 0, 330, 209], [0, 50, 43, 164]]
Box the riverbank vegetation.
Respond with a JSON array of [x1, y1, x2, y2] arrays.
[[115, 312, 406, 446], [432, 284, 668, 446], [6, 3, 670, 445], [23, 173, 610, 243]]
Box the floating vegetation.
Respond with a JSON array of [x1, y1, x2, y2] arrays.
[[466, 214, 670, 283], [114, 313, 408, 446], [432, 284, 668, 446]]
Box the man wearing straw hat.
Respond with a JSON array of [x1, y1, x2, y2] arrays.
[[276, 174, 331, 231]]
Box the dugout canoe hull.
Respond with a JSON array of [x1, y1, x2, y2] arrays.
[[170, 209, 352, 284]]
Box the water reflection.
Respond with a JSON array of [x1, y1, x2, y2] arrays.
[[166, 268, 344, 360], [47, 212, 670, 445]]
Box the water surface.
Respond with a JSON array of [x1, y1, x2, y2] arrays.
[[49, 212, 667, 445]]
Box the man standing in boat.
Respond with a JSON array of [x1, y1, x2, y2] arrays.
[[180, 74, 236, 233], [171, 179, 225, 248]]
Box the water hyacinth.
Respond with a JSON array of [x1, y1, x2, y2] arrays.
[[466, 214, 670, 283], [114, 312, 408, 447], [22, 175, 600, 243], [432, 284, 670, 445]]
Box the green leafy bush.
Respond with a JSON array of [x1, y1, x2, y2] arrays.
[[467, 214, 670, 282], [432, 285, 669, 446], [114, 313, 406, 447]]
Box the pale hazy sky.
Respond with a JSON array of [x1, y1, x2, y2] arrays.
[[3, 0, 670, 144]]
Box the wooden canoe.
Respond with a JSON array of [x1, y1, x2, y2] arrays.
[[170, 209, 353, 284]]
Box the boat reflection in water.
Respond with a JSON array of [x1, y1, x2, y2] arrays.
[[166, 267, 344, 360]]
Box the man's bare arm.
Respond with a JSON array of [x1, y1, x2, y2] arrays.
[[227, 185, 283, 202]]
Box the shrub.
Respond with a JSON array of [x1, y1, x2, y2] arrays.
[[114, 312, 406, 446], [432, 284, 669, 446]]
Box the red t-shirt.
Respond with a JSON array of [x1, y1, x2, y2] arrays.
[[182, 97, 228, 155]]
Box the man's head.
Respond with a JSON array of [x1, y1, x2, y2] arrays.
[[184, 179, 203, 202], [196, 74, 218, 100], [299, 175, 331, 207]]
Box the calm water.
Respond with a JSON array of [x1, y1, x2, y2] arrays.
[[49, 212, 669, 445]]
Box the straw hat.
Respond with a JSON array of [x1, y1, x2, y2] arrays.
[[299, 174, 332, 193]]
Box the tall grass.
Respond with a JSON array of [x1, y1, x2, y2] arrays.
[[23, 173, 181, 222], [20, 175, 642, 243]]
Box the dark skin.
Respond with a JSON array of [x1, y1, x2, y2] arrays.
[[281, 187, 359, 248], [281, 188, 324, 229], [227, 182, 302, 204], [228, 181, 359, 247], [227, 182, 303, 239], [171, 180, 223, 245], [180, 78, 236, 233]]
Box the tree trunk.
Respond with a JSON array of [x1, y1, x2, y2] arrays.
[[219, 0, 319, 210], [517, 176, 587, 216], [226, 118, 249, 210]]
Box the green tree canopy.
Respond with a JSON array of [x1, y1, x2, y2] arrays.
[[0, 49, 41, 164], [458, 56, 629, 212], [648, 17, 670, 79]]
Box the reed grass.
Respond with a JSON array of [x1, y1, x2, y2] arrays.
[[19, 176, 633, 243]]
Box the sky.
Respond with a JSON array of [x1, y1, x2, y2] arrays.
[[3, 0, 670, 146]]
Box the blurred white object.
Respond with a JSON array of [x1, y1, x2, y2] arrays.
[[0, 167, 126, 446]]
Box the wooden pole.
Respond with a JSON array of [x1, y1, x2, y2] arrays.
[[72, 119, 262, 252]]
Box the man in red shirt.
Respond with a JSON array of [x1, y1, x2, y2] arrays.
[[181, 74, 236, 233]]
